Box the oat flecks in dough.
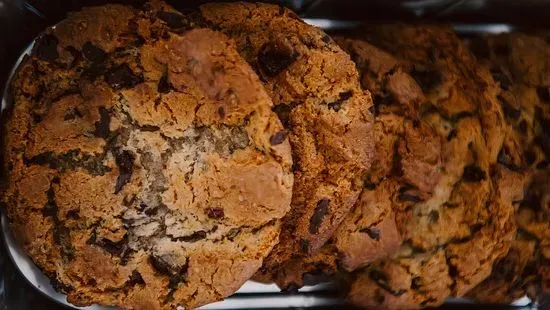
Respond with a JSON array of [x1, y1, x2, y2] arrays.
[[3, 3, 293, 309]]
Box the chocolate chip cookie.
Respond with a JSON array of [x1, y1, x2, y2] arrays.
[[466, 32, 550, 304], [197, 2, 375, 277], [2, 2, 293, 309], [261, 36, 445, 290], [344, 25, 518, 309]]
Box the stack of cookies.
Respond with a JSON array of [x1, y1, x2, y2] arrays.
[[1, 1, 548, 309]]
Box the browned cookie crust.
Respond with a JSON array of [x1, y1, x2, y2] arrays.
[[466, 33, 550, 304], [262, 36, 445, 291], [344, 25, 518, 309], [197, 2, 375, 278], [2, 2, 293, 309]]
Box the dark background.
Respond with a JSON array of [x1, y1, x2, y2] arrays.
[[0, 0, 549, 309]]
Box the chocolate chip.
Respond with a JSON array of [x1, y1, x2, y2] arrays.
[[498, 95, 521, 120], [410, 66, 442, 92], [206, 207, 224, 219], [114, 150, 134, 194], [137, 203, 148, 211], [105, 63, 143, 89], [272, 103, 296, 128], [450, 111, 474, 122], [270, 130, 287, 145], [258, 43, 297, 77], [428, 210, 439, 223], [128, 270, 145, 286], [300, 239, 310, 252], [97, 237, 127, 256], [321, 35, 332, 44], [398, 186, 422, 203], [519, 120, 528, 135], [217, 106, 225, 118], [524, 150, 537, 165], [447, 129, 458, 141], [64, 107, 83, 121], [327, 101, 342, 112], [144, 206, 158, 216], [66, 209, 80, 219], [372, 93, 394, 114], [411, 277, 423, 290], [309, 199, 329, 234], [462, 165, 486, 182], [158, 11, 185, 28], [498, 148, 522, 172], [470, 223, 483, 234], [149, 255, 172, 275], [226, 228, 240, 241], [82, 61, 107, 80], [82, 41, 106, 62], [364, 180, 376, 190], [140, 124, 160, 132], [490, 68, 511, 90], [157, 70, 170, 93], [176, 231, 207, 242], [359, 227, 381, 241], [537, 87, 550, 103], [35, 34, 59, 62]]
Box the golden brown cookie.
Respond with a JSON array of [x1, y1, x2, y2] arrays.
[[343, 25, 518, 309], [2, 2, 293, 309], [466, 32, 550, 304], [261, 36, 445, 291], [196, 2, 375, 278]]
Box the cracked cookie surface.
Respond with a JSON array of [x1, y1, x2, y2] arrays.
[[466, 32, 550, 304], [263, 36, 445, 290], [2, 2, 293, 309], [343, 25, 518, 309], [196, 2, 375, 279]]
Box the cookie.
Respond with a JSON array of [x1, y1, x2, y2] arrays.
[[343, 25, 518, 309], [197, 2, 375, 275], [466, 32, 550, 304], [261, 36, 445, 290], [2, 2, 293, 309]]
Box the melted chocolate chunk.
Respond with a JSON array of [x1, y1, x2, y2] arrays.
[[158, 11, 185, 28], [498, 95, 521, 120], [462, 165, 486, 182], [272, 103, 296, 128], [128, 270, 145, 286], [206, 207, 224, 219], [411, 277, 423, 290], [158, 70, 171, 93], [114, 150, 134, 194], [105, 64, 143, 89], [258, 43, 297, 77], [309, 199, 329, 234], [149, 255, 173, 275], [35, 34, 59, 62], [97, 236, 127, 256], [82, 41, 107, 62], [359, 227, 381, 241], [490, 68, 511, 90], [269, 130, 288, 145], [176, 231, 207, 242], [410, 66, 442, 92], [94, 107, 111, 138], [428, 210, 440, 223]]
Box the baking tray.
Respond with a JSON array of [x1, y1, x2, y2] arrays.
[[0, 18, 543, 309]]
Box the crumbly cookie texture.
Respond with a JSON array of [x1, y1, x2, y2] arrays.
[[3, 2, 293, 309], [198, 2, 375, 278], [344, 25, 519, 310], [466, 33, 550, 304], [262, 36, 445, 290]]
